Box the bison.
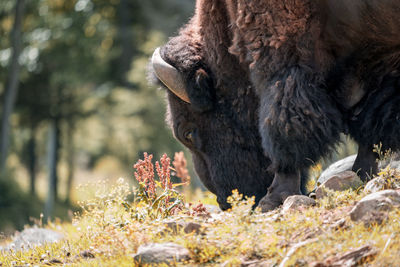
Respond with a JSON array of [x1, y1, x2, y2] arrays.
[[150, 0, 400, 211]]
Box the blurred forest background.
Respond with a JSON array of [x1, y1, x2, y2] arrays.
[[0, 0, 197, 233]]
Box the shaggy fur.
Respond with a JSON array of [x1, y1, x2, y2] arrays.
[[160, 32, 276, 208], [229, 0, 344, 173], [153, 0, 400, 210]]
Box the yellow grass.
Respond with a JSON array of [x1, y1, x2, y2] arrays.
[[1, 168, 400, 266]]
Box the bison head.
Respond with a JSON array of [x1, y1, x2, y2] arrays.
[[150, 17, 274, 210]]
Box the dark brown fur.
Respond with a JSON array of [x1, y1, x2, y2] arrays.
[[152, 0, 400, 210]]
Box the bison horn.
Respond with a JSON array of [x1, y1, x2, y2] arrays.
[[152, 47, 190, 103]]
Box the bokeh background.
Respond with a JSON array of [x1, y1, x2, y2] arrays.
[[0, 0, 200, 233]]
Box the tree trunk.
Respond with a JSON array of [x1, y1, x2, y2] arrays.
[[65, 121, 75, 204], [53, 118, 60, 200], [44, 121, 57, 221], [0, 0, 25, 173], [115, 0, 135, 88], [28, 124, 37, 195], [44, 118, 61, 220]]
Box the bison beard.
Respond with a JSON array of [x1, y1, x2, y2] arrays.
[[150, 0, 400, 211]]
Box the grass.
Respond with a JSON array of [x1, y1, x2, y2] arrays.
[[1, 153, 400, 266]]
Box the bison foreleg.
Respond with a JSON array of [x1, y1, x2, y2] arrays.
[[258, 171, 301, 212], [352, 144, 378, 182], [256, 67, 343, 210]]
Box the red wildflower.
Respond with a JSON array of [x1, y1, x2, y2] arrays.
[[187, 203, 210, 217], [172, 152, 190, 184], [133, 152, 155, 199], [156, 154, 172, 190]]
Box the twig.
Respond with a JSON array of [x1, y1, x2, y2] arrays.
[[279, 238, 318, 267], [382, 233, 394, 255]]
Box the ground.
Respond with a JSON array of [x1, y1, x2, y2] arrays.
[[1, 155, 400, 266]]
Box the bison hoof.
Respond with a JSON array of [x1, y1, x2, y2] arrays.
[[258, 191, 301, 212], [258, 194, 283, 212], [258, 172, 302, 212]]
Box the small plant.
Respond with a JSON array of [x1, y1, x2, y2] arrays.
[[227, 189, 257, 221], [172, 151, 191, 185], [372, 143, 400, 189], [373, 143, 393, 164], [309, 163, 322, 189], [126, 152, 191, 221], [186, 202, 210, 217], [376, 166, 400, 190], [3, 152, 400, 266]]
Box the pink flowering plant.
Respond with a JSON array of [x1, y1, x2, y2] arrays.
[[124, 152, 191, 221]]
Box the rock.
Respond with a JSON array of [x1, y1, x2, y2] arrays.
[[364, 167, 400, 194], [387, 160, 400, 170], [317, 154, 400, 187], [133, 243, 190, 265], [316, 171, 362, 199], [311, 245, 377, 267], [378, 152, 400, 169], [317, 155, 356, 185], [350, 190, 400, 224], [364, 177, 387, 194], [163, 221, 203, 234], [183, 222, 202, 234], [282, 195, 316, 213], [4, 228, 64, 251]]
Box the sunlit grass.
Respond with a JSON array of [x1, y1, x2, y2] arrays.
[[1, 154, 400, 266]]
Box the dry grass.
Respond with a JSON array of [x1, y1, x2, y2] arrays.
[[1, 153, 400, 266]]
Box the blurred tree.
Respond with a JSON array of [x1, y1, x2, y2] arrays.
[[18, 70, 51, 195], [0, 0, 197, 226], [111, 0, 136, 88], [44, 119, 58, 220], [0, 0, 25, 173], [64, 120, 75, 204]]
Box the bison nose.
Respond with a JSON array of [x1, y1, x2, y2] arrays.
[[217, 197, 231, 211]]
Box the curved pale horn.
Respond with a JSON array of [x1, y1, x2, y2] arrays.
[[152, 47, 190, 103]]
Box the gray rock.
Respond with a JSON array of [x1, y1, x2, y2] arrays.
[[317, 154, 400, 186], [316, 171, 362, 199], [387, 160, 400, 170], [378, 152, 400, 169], [133, 242, 190, 265], [282, 195, 316, 213], [183, 222, 202, 234], [364, 177, 387, 194], [4, 228, 64, 251], [317, 155, 356, 185], [311, 245, 377, 267], [350, 190, 400, 223]]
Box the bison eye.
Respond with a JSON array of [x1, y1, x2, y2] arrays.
[[184, 130, 194, 144], [177, 123, 199, 149]]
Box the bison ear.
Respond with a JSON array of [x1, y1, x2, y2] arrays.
[[187, 68, 215, 112]]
